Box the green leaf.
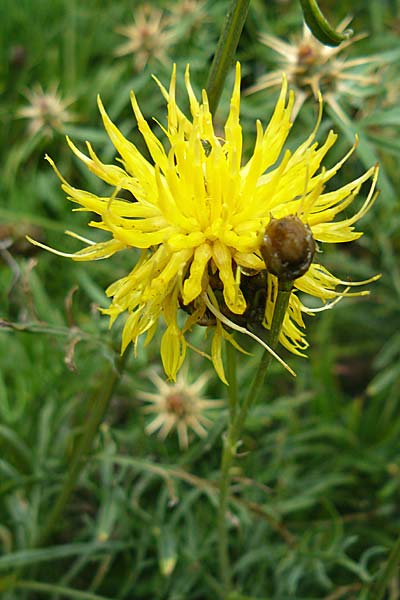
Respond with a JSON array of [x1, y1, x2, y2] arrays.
[[0, 541, 131, 571], [156, 525, 178, 577], [15, 580, 114, 600]]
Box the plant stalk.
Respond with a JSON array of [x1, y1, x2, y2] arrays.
[[217, 285, 292, 595], [205, 0, 250, 114]]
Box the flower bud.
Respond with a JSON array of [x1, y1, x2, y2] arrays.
[[260, 215, 315, 281], [9, 45, 27, 69]]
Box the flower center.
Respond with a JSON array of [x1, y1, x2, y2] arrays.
[[166, 392, 191, 417], [204, 218, 229, 241]]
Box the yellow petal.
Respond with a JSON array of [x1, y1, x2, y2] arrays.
[[182, 243, 212, 304], [212, 241, 246, 314], [211, 323, 228, 385], [161, 325, 186, 381]]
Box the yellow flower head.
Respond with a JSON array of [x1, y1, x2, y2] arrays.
[[32, 64, 378, 382]]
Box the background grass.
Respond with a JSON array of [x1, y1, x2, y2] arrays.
[[1, 0, 400, 598]]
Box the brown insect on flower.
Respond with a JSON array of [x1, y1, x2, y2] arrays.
[[260, 215, 316, 281]]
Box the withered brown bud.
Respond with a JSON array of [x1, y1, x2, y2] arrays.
[[9, 45, 27, 69], [260, 215, 315, 281]]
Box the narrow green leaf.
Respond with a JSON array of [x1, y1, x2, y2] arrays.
[[156, 525, 178, 577], [0, 541, 131, 571], [15, 580, 113, 600]]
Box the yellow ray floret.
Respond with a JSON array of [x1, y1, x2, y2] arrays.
[[30, 63, 378, 382]]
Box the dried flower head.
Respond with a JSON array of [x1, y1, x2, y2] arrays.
[[138, 369, 223, 448], [30, 63, 378, 382], [167, 0, 207, 28], [247, 20, 380, 121], [18, 84, 75, 137], [115, 4, 175, 71]]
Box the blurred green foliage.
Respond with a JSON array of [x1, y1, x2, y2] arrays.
[[1, 0, 400, 598]]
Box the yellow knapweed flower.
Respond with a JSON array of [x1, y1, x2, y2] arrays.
[[30, 63, 378, 382]]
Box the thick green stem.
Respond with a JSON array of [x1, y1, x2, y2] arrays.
[[205, 0, 250, 114], [36, 354, 126, 546], [218, 285, 292, 595]]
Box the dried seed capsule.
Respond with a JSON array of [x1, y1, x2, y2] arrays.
[[260, 215, 315, 281]]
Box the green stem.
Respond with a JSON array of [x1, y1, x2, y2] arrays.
[[371, 535, 400, 600], [233, 284, 292, 435], [205, 0, 250, 114], [36, 354, 126, 547], [217, 285, 292, 595], [218, 435, 234, 593]]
